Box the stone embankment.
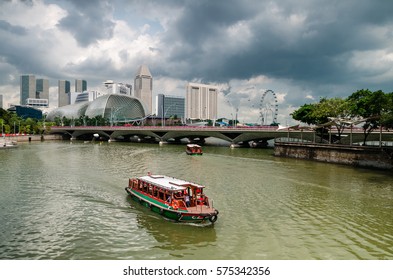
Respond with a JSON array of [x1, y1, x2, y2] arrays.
[[2, 134, 63, 142], [274, 142, 393, 170]]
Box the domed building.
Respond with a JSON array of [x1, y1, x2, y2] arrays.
[[46, 94, 147, 123], [84, 94, 146, 121], [46, 101, 89, 121]]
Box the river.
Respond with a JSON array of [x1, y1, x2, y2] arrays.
[[0, 140, 392, 260]]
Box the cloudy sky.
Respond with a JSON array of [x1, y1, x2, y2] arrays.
[[1, 0, 393, 124]]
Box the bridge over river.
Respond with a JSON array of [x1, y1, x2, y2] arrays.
[[49, 125, 393, 147]]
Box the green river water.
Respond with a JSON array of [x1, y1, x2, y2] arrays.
[[0, 141, 392, 260]]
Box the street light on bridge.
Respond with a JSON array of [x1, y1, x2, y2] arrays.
[[162, 104, 176, 127]]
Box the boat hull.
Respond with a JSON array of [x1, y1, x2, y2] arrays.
[[186, 150, 203, 155], [125, 187, 217, 223]]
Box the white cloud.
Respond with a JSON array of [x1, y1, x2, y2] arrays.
[[348, 49, 393, 83], [0, 0, 66, 29]]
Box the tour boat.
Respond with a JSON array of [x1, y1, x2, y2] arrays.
[[125, 173, 219, 223], [186, 144, 203, 155]]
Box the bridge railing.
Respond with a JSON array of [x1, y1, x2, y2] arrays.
[[50, 125, 281, 131]]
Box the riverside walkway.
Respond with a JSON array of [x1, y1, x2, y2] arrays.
[[49, 125, 393, 146]]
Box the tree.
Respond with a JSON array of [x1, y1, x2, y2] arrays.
[[347, 89, 387, 144], [291, 103, 319, 125], [291, 97, 349, 143], [314, 98, 350, 142], [381, 92, 393, 129]]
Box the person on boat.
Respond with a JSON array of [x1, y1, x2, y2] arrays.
[[184, 194, 190, 207], [197, 195, 205, 205], [166, 195, 172, 204], [174, 191, 183, 199]]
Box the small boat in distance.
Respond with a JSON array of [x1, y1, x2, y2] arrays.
[[125, 173, 219, 223], [186, 144, 203, 155], [0, 137, 17, 149]]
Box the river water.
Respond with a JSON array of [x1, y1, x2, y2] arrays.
[[0, 140, 392, 260]]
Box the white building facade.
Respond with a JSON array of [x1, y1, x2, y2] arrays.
[[185, 82, 218, 120], [102, 80, 132, 95]]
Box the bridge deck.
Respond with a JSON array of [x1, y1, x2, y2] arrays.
[[49, 125, 393, 145]]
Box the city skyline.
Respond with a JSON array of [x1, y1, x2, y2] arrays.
[[2, 1, 393, 124], [24, 71, 217, 121]]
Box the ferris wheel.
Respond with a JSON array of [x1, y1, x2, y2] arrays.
[[259, 89, 278, 125]]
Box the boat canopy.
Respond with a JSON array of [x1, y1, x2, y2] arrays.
[[186, 144, 201, 148], [138, 174, 205, 192]]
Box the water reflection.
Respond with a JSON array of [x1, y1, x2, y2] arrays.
[[127, 197, 217, 251]]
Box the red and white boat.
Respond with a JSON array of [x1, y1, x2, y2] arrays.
[[125, 173, 219, 223]]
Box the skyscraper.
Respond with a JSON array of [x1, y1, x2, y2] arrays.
[[58, 80, 71, 107], [20, 74, 36, 105], [134, 65, 153, 114], [0, 94, 3, 109], [75, 79, 87, 92], [156, 94, 185, 119], [20, 75, 49, 108], [36, 78, 49, 100], [185, 82, 218, 120]]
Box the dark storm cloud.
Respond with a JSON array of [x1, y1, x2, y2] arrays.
[[61, 53, 134, 86], [160, 0, 393, 91], [57, 0, 115, 47]]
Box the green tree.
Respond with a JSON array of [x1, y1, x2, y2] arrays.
[[291, 103, 319, 125], [347, 89, 387, 144], [380, 92, 393, 129], [291, 97, 349, 143]]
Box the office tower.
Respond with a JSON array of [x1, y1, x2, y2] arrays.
[[75, 79, 87, 92], [156, 94, 185, 119], [20, 74, 36, 105], [134, 65, 152, 114], [185, 82, 218, 120], [58, 80, 71, 107], [0, 94, 3, 109], [36, 79, 49, 101]]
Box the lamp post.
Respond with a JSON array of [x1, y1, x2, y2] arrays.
[[226, 99, 238, 127], [110, 106, 124, 126], [163, 104, 176, 126]]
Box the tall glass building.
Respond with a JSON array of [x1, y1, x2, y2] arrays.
[[156, 94, 185, 119], [20, 74, 36, 105], [58, 80, 71, 107], [75, 79, 87, 92], [20, 75, 49, 107], [36, 78, 49, 101]]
